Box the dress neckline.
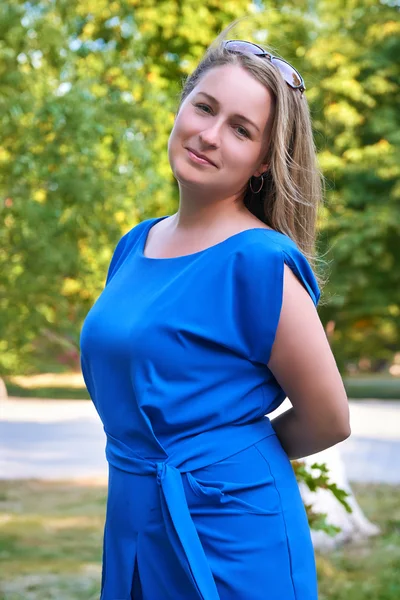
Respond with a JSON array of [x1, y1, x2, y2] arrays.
[[139, 216, 280, 262]]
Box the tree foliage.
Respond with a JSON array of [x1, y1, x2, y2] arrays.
[[308, 0, 400, 369]]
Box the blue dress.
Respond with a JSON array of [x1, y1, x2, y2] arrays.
[[80, 215, 321, 600]]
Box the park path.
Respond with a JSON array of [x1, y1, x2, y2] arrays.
[[1, 397, 399, 483]]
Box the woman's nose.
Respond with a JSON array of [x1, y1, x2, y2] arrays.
[[199, 123, 221, 147]]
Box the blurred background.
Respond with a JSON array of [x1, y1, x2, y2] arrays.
[[0, 1, 399, 599]]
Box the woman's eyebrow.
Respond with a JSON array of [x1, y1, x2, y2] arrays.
[[195, 91, 260, 133]]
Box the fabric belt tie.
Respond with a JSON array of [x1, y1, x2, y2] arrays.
[[105, 417, 276, 600]]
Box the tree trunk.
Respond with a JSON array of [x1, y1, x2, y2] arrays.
[[0, 377, 7, 400]]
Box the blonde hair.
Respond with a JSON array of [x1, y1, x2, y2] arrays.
[[177, 22, 327, 296]]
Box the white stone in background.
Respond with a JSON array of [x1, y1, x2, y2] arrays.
[[300, 447, 381, 551], [268, 398, 383, 551]]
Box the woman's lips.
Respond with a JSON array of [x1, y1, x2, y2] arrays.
[[186, 148, 216, 167]]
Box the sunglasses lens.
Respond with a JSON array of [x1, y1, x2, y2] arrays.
[[272, 58, 303, 89], [224, 40, 265, 56]]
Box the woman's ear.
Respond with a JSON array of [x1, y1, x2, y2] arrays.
[[252, 163, 269, 178]]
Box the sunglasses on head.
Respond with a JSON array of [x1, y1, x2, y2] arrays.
[[223, 39, 306, 94]]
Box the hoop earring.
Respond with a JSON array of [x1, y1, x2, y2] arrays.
[[249, 175, 264, 194]]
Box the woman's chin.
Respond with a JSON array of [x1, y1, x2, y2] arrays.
[[173, 165, 208, 187]]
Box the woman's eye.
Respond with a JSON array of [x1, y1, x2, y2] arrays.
[[195, 103, 212, 113], [235, 126, 249, 138]]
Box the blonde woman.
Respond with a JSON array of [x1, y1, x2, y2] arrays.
[[80, 26, 350, 600]]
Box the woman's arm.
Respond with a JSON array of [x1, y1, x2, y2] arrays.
[[268, 264, 351, 460]]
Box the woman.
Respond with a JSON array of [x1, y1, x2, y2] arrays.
[[80, 28, 351, 600]]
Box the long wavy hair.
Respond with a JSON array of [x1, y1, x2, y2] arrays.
[[177, 22, 327, 295]]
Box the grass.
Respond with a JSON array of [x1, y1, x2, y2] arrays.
[[4, 372, 400, 400], [4, 384, 91, 400], [0, 480, 106, 600], [343, 377, 400, 400], [317, 484, 400, 599], [0, 480, 399, 599], [3, 373, 90, 400]]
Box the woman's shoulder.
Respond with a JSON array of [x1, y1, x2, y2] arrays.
[[105, 219, 152, 284], [236, 223, 301, 259], [234, 228, 320, 306], [111, 217, 159, 254], [120, 217, 154, 243]]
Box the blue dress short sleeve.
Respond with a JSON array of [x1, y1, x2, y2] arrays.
[[232, 233, 321, 368]]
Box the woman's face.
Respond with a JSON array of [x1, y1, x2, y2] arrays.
[[168, 63, 275, 198]]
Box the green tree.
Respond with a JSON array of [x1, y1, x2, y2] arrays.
[[306, 0, 400, 370], [1, 0, 257, 375], [0, 1, 154, 372]]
